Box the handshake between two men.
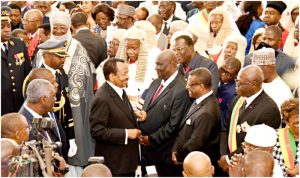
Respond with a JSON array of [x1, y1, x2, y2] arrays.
[[127, 110, 150, 146]]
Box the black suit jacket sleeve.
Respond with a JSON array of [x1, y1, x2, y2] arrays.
[[175, 112, 216, 161], [149, 90, 190, 146], [90, 96, 125, 145]]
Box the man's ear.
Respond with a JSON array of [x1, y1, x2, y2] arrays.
[[108, 73, 115, 82], [182, 171, 187, 177], [211, 165, 215, 176], [40, 96, 47, 105]]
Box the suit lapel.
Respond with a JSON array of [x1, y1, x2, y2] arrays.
[[144, 79, 162, 110], [180, 94, 213, 128], [106, 83, 137, 126], [239, 91, 264, 122]]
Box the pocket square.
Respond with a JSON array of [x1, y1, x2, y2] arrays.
[[186, 119, 191, 125]]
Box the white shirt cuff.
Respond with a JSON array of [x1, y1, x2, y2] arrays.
[[226, 155, 230, 164], [125, 129, 128, 145]]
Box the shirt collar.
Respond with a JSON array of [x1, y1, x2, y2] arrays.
[[24, 103, 43, 118], [161, 71, 178, 88], [245, 88, 263, 108], [166, 14, 174, 24], [30, 31, 38, 38], [107, 81, 124, 100], [195, 90, 213, 105], [1, 41, 8, 51]]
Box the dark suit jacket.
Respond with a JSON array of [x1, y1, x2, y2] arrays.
[[1, 37, 31, 115], [220, 91, 281, 156], [172, 94, 221, 165], [178, 52, 220, 94], [218, 81, 237, 129], [243, 50, 296, 77], [73, 29, 107, 68], [140, 73, 191, 165], [89, 82, 139, 175], [18, 105, 69, 160], [162, 15, 181, 35]]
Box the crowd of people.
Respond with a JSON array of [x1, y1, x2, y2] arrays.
[[1, 0, 299, 177]]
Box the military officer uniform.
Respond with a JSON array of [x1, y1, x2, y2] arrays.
[[1, 6, 31, 115]]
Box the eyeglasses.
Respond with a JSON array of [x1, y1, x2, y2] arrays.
[[220, 67, 235, 77], [172, 47, 186, 53], [21, 19, 40, 24]]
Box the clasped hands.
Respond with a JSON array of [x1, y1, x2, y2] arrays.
[[127, 129, 150, 146]]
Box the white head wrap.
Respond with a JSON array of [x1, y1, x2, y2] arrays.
[[50, 11, 72, 41], [245, 124, 277, 147]]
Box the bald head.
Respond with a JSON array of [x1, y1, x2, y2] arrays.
[[265, 25, 282, 39], [158, 50, 177, 66], [1, 138, 20, 162], [23, 9, 43, 34], [147, 14, 163, 34], [24, 9, 43, 21], [244, 150, 274, 177], [1, 113, 29, 144], [239, 65, 264, 87], [26, 68, 58, 93], [236, 65, 264, 97], [1, 138, 20, 177], [183, 151, 214, 177], [81, 164, 112, 177], [155, 50, 177, 80], [28, 68, 54, 82]]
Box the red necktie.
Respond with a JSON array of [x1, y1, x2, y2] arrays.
[[150, 84, 164, 104], [183, 66, 191, 74]]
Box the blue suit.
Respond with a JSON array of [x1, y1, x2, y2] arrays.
[[19, 104, 69, 160], [218, 81, 237, 129]]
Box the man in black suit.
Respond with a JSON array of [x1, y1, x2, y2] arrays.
[[172, 35, 219, 94], [218, 65, 281, 173], [171, 68, 221, 175], [25, 68, 70, 161], [158, 1, 181, 35], [71, 12, 107, 69], [90, 58, 146, 176], [139, 50, 191, 176], [19, 79, 63, 150], [1, 6, 31, 115]]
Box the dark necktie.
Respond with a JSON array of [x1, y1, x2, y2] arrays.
[[150, 84, 164, 104], [163, 21, 169, 35], [239, 100, 247, 116], [122, 89, 132, 110], [187, 101, 197, 116]]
